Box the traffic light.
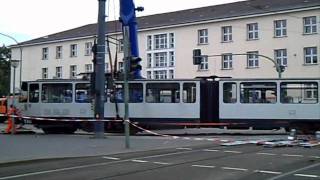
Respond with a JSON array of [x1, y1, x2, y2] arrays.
[[129, 56, 142, 74], [193, 49, 202, 65], [277, 65, 285, 73]]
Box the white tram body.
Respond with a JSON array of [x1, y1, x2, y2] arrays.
[[17, 77, 319, 133]]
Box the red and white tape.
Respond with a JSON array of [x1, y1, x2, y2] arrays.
[[0, 113, 123, 122]]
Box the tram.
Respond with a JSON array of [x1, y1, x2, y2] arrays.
[[16, 77, 319, 134]]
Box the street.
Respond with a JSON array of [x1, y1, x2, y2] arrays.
[[0, 140, 319, 180]]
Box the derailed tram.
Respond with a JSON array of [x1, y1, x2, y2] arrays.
[[16, 77, 319, 134]]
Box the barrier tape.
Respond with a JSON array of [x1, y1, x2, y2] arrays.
[[0, 113, 123, 122]]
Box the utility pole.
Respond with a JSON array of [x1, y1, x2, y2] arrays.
[[93, 0, 106, 138]]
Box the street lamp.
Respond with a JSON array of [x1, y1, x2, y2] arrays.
[[10, 59, 20, 135]]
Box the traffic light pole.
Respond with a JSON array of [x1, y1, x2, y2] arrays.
[[123, 26, 131, 148], [93, 0, 106, 138]]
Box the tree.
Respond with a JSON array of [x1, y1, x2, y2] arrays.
[[0, 45, 11, 97]]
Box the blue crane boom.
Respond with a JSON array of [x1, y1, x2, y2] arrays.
[[119, 0, 143, 79]]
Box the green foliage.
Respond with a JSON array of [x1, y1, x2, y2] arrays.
[[0, 45, 11, 96]]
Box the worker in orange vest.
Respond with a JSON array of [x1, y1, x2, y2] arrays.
[[5, 105, 19, 134]]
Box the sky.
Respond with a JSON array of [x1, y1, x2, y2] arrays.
[[0, 0, 243, 46]]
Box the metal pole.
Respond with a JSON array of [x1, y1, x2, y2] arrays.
[[11, 67, 16, 135], [94, 0, 106, 138], [123, 26, 131, 148]]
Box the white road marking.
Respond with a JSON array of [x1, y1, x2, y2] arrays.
[[203, 149, 220, 152], [282, 154, 304, 158], [256, 152, 276, 156], [254, 170, 282, 175], [153, 162, 171, 165], [294, 174, 319, 178], [268, 162, 320, 180], [192, 165, 216, 169], [222, 167, 248, 171], [0, 148, 200, 180], [224, 150, 242, 154], [309, 156, 320, 159], [206, 138, 217, 141], [102, 156, 120, 160], [131, 160, 148, 163], [182, 137, 191, 140], [193, 138, 204, 141], [176, 147, 192, 150]]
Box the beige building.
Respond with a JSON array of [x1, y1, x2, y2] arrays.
[[10, 0, 320, 90]]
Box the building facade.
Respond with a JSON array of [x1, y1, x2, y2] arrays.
[[10, 0, 320, 90]]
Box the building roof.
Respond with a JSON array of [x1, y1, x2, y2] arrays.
[[17, 0, 320, 46]]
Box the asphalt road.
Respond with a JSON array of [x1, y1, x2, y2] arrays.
[[0, 143, 319, 180]]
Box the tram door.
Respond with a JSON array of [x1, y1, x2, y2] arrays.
[[24, 83, 41, 117]]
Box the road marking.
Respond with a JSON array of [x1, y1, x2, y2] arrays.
[[282, 154, 304, 158], [256, 152, 276, 156], [102, 156, 120, 160], [222, 167, 248, 171], [153, 162, 171, 165], [294, 174, 319, 178], [131, 160, 148, 163], [203, 149, 220, 152], [254, 170, 282, 175], [268, 162, 320, 180], [224, 150, 242, 154], [176, 147, 192, 150], [309, 156, 320, 159], [193, 138, 204, 141], [206, 138, 217, 141], [0, 148, 200, 179], [192, 165, 216, 169]]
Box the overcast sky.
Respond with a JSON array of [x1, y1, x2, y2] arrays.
[[0, 0, 243, 45]]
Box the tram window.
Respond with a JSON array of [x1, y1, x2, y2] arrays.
[[183, 83, 196, 103], [146, 83, 180, 103], [75, 83, 92, 103], [280, 82, 318, 104], [240, 82, 277, 104], [223, 83, 237, 103], [29, 84, 39, 103], [110, 83, 143, 103], [41, 83, 73, 103]]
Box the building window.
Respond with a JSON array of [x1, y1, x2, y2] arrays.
[[42, 68, 48, 79], [247, 23, 259, 40], [169, 51, 175, 67], [118, 62, 124, 72], [147, 35, 152, 50], [222, 54, 233, 69], [304, 47, 318, 64], [274, 20, 287, 37], [70, 65, 77, 79], [154, 70, 167, 79], [118, 39, 124, 52], [147, 53, 152, 68], [85, 42, 92, 56], [56, 66, 62, 78], [169, 33, 175, 48], [221, 26, 232, 42], [147, 71, 152, 79], [85, 64, 93, 72], [303, 16, 317, 34], [168, 70, 174, 79], [247, 51, 259, 68], [274, 49, 287, 66], [70, 44, 77, 57], [56, 46, 62, 59], [154, 52, 167, 68], [198, 56, 208, 70], [198, 29, 208, 44], [154, 34, 167, 50], [42, 47, 49, 60]]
